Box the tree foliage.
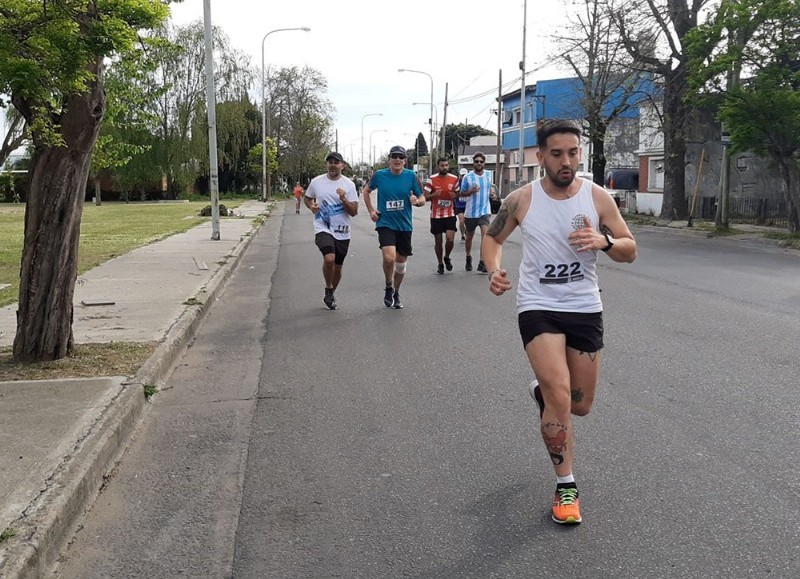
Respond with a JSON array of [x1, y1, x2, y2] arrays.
[[687, 0, 800, 231], [443, 123, 494, 158], [265, 65, 334, 186], [0, 0, 169, 361]]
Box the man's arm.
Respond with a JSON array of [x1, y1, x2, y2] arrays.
[[339, 186, 359, 217], [483, 187, 525, 296], [362, 180, 380, 221]]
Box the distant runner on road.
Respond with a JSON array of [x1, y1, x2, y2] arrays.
[[423, 157, 459, 274], [362, 145, 425, 310], [304, 152, 359, 310]]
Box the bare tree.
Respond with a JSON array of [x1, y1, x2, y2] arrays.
[[610, 0, 713, 219], [555, 0, 654, 184]]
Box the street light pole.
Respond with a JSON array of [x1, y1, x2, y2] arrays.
[[398, 68, 434, 176], [203, 0, 220, 240], [261, 26, 310, 202], [360, 113, 382, 176]]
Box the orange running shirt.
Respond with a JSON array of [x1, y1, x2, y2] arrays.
[[423, 173, 459, 219]]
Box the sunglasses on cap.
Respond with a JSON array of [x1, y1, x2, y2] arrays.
[[390, 153, 406, 159]]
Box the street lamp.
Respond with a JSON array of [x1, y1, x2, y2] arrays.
[[398, 68, 434, 176], [262, 26, 310, 202], [360, 113, 382, 176], [369, 129, 388, 168]]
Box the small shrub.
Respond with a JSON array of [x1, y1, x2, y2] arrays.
[[199, 204, 229, 217]]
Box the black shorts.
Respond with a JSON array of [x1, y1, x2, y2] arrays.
[[315, 232, 350, 265], [377, 227, 413, 257], [518, 310, 604, 353], [465, 215, 491, 233], [454, 205, 466, 215], [430, 216, 457, 235]]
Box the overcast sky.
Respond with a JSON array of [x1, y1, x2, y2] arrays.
[[169, 0, 573, 165]]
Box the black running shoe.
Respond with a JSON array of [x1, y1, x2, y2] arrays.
[[384, 286, 394, 308], [477, 260, 487, 273], [444, 256, 453, 271], [323, 288, 336, 310], [392, 290, 403, 309], [437, 263, 445, 275], [465, 255, 473, 271], [529, 380, 545, 418]]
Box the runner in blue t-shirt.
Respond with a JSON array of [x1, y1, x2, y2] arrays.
[[363, 145, 425, 309]]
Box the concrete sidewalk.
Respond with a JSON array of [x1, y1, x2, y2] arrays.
[[0, 199, 280, 578]]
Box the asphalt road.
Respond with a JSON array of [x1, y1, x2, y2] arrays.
[[55, 203, 800, 578]]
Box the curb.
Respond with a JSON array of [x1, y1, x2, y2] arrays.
[[0, 207, 272, 579]]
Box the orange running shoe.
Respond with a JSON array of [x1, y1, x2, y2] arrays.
[[552, 485, 582, 524]]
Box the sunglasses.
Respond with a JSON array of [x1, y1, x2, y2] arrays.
[[473, 159, 485, 163], [390, 154, 406, 160]]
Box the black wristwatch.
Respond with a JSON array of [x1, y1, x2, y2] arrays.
[[601, 233, 615, 252]]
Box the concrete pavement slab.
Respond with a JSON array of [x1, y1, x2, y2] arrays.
[[0, 200, 279, 578], [0, 378, 126, 538]]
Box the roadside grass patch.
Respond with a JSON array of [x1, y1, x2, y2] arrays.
[[0, 342, 156, 382], [0, 527, 15, 542], [0, 200, 247, 308], [764, 231, 800, 249]]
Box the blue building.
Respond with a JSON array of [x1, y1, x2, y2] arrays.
[[498, 76, 649, 192]]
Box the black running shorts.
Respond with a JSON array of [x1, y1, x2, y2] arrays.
[[315, 232, 350, 265], [518, 310, 604, 353], [377, 227, 413, 257], [430, 216, 457, 235]]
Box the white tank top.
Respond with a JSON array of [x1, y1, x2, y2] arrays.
[[516, 178, 603, 314]]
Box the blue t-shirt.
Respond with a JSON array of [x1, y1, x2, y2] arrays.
[[368, 168, 423, 232]]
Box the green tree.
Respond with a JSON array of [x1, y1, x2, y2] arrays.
[[0, 0, 169, 361], [265, 65, 334, 190], [687, 0, 800, 232], [89, 45, 165, 204], [444, 123, 494, 158]]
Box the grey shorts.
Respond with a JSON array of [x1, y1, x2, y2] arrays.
[[465, 214, 490, 233]]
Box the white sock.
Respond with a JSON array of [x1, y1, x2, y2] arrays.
[[556, 473, 575, 485]]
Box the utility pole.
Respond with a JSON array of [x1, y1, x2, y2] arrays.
[[496, 69, 503, 192], [715, 31, 743, 229], [518, 0, 527, 185]]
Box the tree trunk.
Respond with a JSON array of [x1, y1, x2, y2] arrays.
[[778, 158, 800, 234], [94, 176, 102, 206], [13, 86, 104, 362], [660, 66, 689, 220], [591, 135, 607, 186]]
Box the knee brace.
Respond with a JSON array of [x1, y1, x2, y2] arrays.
[[394, 261, 407, 275]]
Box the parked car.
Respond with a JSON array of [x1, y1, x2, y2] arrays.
[[604, 168, 639, 207]]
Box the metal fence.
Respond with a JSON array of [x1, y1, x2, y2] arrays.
[[698, 197, 788, 228]]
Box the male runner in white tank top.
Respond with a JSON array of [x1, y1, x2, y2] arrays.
[[482, 119, 637, 524]]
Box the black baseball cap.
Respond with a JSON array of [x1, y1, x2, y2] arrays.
[[326, 151, 344, 163], [389, 145, 407, 157]]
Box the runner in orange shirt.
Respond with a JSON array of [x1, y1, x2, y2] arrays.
[[293, 182, 304, 214], [423, 158, 459, 274]]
